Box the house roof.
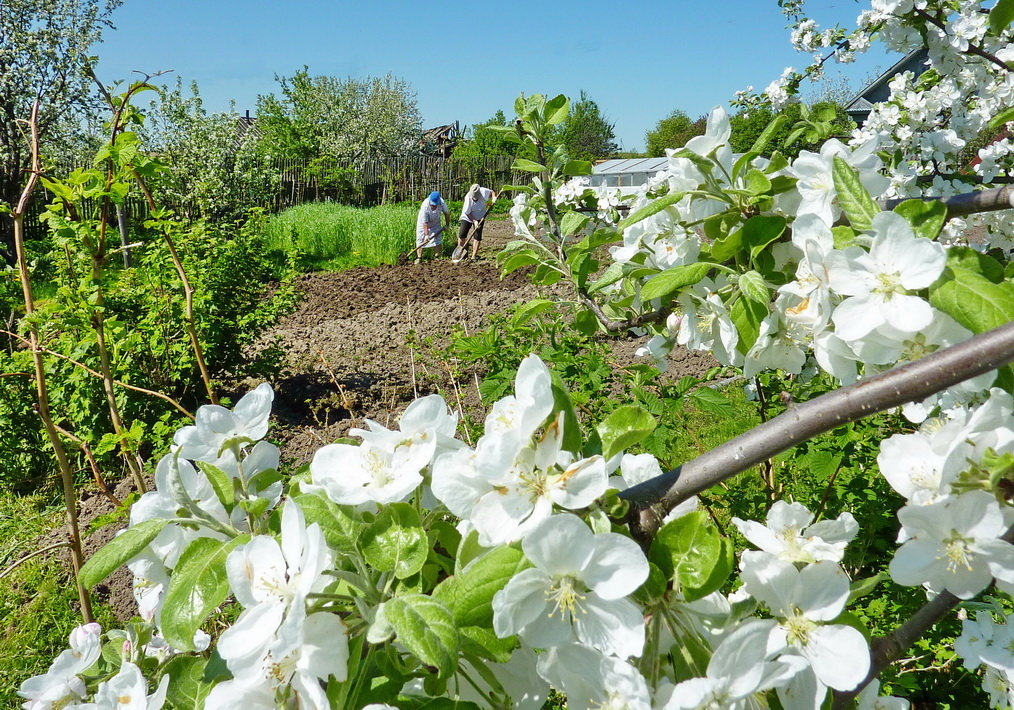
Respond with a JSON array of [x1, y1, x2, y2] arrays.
[[845, 48, 929, 123], [593, 157, 669, 175]]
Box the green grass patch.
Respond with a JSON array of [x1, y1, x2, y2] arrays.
[[263, 202, 420, 269], [0, 493, 117, 704]]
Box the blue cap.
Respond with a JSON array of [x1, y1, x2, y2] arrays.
[[429, 191, 441, 204]]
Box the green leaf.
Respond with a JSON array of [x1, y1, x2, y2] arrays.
[[360, 503, 428, 579], [544, 94, 570, 125], [737, 270, 769, 304], [831, 225, 858, 249], [731, 296, 768, 354], [596, 405, 657, 460], [499, 183, 533, 193], [573, 308, 600, 336], [512, 158, 547, 173], [945, 247, 1005, 283], [744, 168, 772, 195], [459, 626, 517, 663], [687, 387, 735, 418], [640, 262, 712, 302], [196, 461, 234, 510], [511, 298, 556, 327], [587, 262, 625, 294], [990, 0, 1014, 35], [832, 156, 880, 232], [500, 251, 540, 275], [710, 226, 745, 263], [384, 594, 460, 678], [742, 215, 787, 259], [434, 546, 529, 627], [649, 512, 727, 598], [750, 114, 788, 155], [560, 211, 590, 236], [293, 492, 365, 555], [162, 535, 247, 651], [162, 656, 213, 709], [929, 266, 1014, 334], [893, 199, 947, 240], [618, 191, 686, 230], [847, 571, 888, 604], [562, 159, 593, 176], [80, 519, 169, 589], [550, 372, 584, 455]]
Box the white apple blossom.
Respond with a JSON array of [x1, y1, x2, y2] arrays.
[[740, 553, 870, 690], [536, 644, 651, 710], [733, 500, 858, 563], [174, 383, 273, 463], [789, 139, 889, 226], [492, 513, 648, 658], [890, 491, 1014, 599], [66, 662, 168, 710], [827, 212, 946, 342], [18, 623, 102, 710]]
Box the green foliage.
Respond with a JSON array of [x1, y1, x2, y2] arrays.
[[452, 111, 536, 160], [0, 494, 119, 707], [728, 101, 855, 159], [255, 68, 422, 161], [142, 79, 280, 222], [262, 201, 418, 268], [556, 90, 619, 161], [645, 110, 707, 157]]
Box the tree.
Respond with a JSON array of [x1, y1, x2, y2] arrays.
[[728, 101, 854, 158], [254, 68, 422, 161], [142, 79, 278, 221], [557, 90, 618, 161], [644, 109, 707, 156], [0, 0, 122, 262]]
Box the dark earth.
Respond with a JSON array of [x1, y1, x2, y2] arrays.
[[69, 218, 716, 621]]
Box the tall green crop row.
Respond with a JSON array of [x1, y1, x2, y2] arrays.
[[262, 202, 418, 267]]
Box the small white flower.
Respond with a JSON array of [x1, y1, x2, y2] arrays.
[[174, 383, 274, 463]]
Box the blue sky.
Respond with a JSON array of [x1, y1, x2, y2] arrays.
[[95, 1, 892, 152]]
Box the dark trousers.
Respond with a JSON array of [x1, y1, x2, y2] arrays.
[[458, 219, 484, 243]]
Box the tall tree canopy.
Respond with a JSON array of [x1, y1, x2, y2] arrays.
[[557, 91, 618, 161], [255, 69, 422, 161], [0, 0, 122, 260], [644, 110, 707, 157]]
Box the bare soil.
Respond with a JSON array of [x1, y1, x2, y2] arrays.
[[69, 218, 716, 621]]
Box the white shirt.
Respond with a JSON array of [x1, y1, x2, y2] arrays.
[[417, 198, 449, 235], [460, 187, 495, 224]]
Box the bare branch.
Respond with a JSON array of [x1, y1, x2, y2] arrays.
[[880, 185, 1014, 221], [578, 289, 672, 333], [619, 320, 1014, 539]]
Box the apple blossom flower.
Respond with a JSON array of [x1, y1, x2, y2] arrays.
[[492, 513, 648, 658], [66, 662, 169, 710], [536, 644, 651, 710], [18, 623, 102, 710], [827, 211, 946, 342], [174, 383, 274, 463], [740, 554, 870, 690], [733, 500, 858, 564], [790, 138, 889, 226], [890, 491, 1014, 599]]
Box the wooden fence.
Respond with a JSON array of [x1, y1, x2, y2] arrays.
[[21, 155, 528, 240]]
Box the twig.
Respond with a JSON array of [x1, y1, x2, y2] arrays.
[[11, 101, 93, 622], [0, 328, 194, 419], [407, 297, 419, 400], [578, 289, 673, 333], [52, 423, 124, 508], [619, 320, 1014, 540], [0, 542, 71, 581]]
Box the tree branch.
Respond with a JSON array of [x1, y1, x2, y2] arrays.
[[577, 289, 673, 333], [880, 185, 1014, 220], [619, 320, 1014, 539]]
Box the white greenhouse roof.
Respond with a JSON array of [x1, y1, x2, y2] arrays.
[[593, 157, 669, 175]]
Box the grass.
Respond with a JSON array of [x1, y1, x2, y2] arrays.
[[0, 492, 117, 704], [263, 202, 419, 269]]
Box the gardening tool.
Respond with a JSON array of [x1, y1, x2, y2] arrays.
[[413, 226, 444, 263], [451, 217, 485, 264]]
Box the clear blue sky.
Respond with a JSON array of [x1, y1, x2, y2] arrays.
[[95, 0, 892, 153]]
